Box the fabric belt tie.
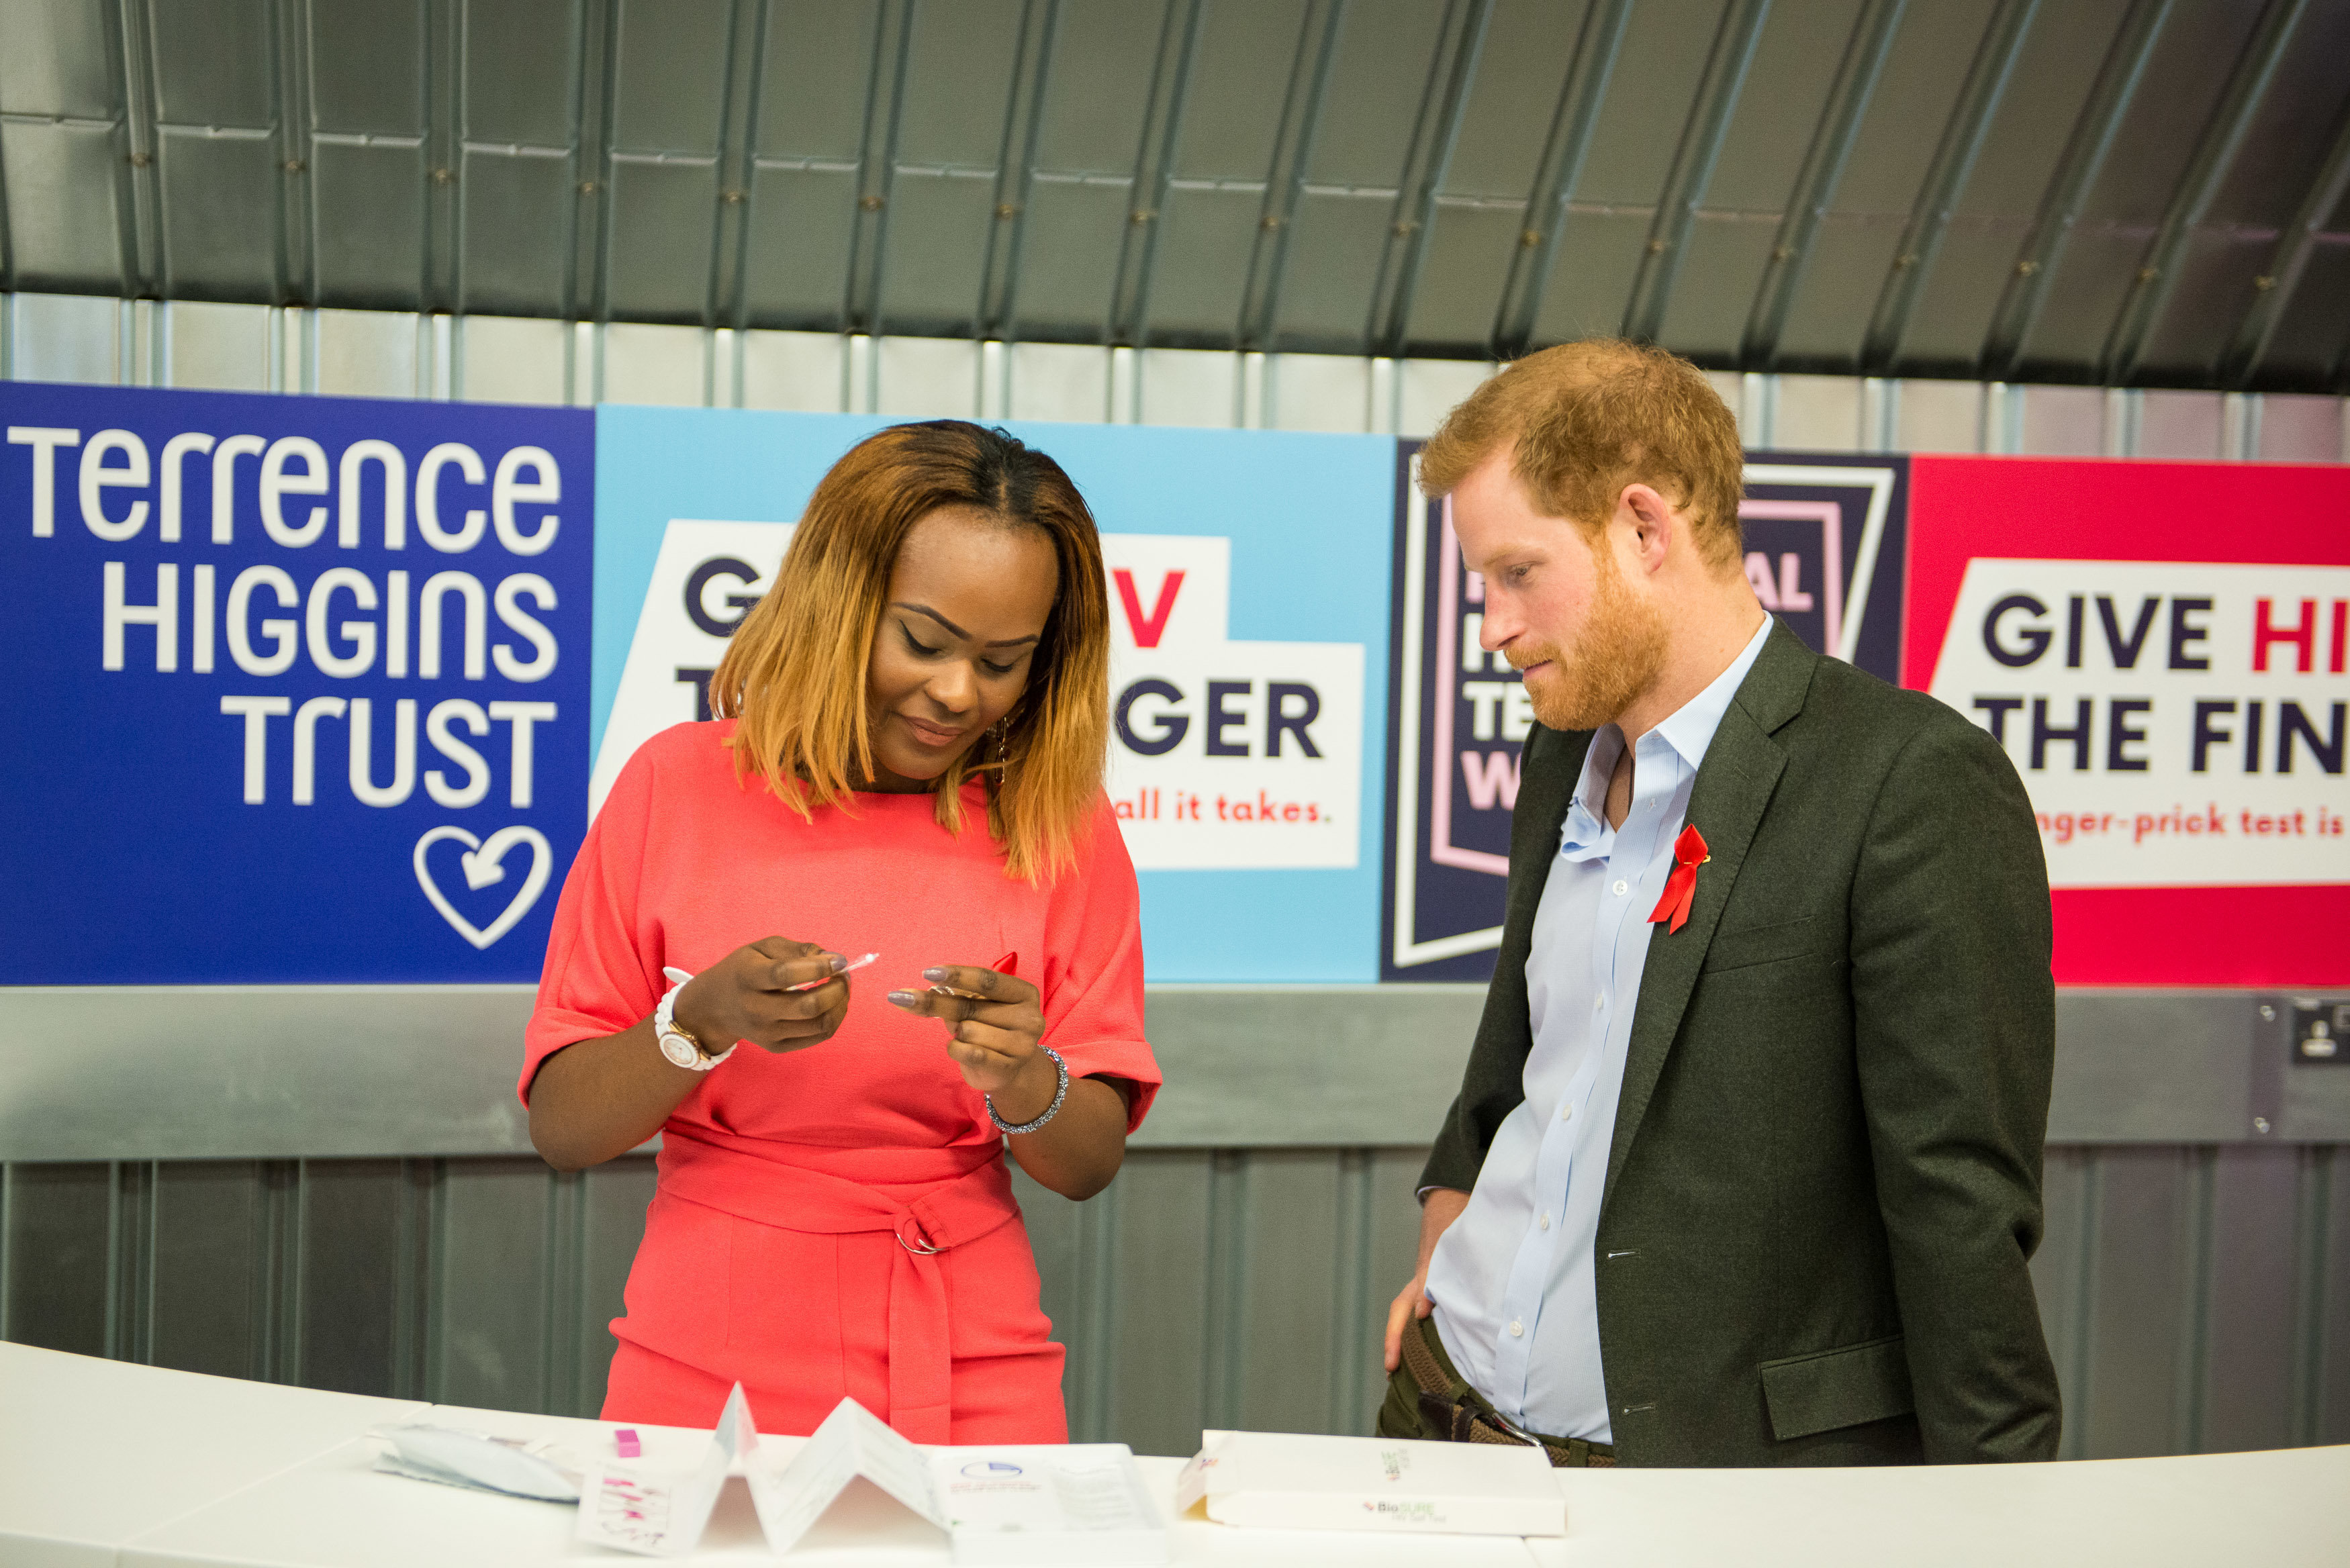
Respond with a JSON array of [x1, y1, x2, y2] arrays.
[[656, 1128, 1020, 1444]]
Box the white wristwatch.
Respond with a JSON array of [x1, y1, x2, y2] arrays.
[[654, 966, 735, 1072]]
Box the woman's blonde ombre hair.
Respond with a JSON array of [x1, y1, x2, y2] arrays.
[[710, 421, 1111, 882]]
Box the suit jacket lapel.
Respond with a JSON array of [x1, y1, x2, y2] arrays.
[[1506, 725, 1591, 938], [1602, 621, 1814, 1204]]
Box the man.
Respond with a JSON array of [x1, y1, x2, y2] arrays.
[[1378, 340, 2060, 1467]]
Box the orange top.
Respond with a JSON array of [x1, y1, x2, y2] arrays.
[[522, 719, 1159, 1142]]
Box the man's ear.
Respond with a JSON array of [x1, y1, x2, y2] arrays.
[[1618, 483, 1674, 575]]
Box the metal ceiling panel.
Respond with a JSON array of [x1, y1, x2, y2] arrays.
[[463, 0, 580, 148], [610, 0, 730, 154], [2, 123, 123, 289], [308, 0, 425, 138], [154, 128, 279, 297], [1143, 187, 1260, 346], [2015, 0, 2274, 382], [759, 1, 884, 160], [0, 0, 114, 119], [457, 145, 573, 315], [604, 159, 720, 320], [1027, 0, 1162, 173], [146, 0, 274, 127], [741, 0, 884, 332], [871, 0, 1024, 338], [4, 0, 2346, 387], [741, 164, 859, 330], [1003, 175, 1127, 343], [309, 141, 424, 307], [1893, 0, 2130, 373], [876, 168, 997, 337], [1655, 0, 1869, 360], [1521, 0, 1729, 355], [2136, 1, 2350, 383], [1170, 0, 1303, 181]]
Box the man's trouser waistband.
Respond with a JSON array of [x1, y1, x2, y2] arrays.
[[1399, 1313, 1616, 1468]]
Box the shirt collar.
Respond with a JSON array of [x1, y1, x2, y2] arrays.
[[1648, 614, 1773, 775], [1558, 616, 1773, 854]]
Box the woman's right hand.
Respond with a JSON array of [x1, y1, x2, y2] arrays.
[[671, 938, 850, 1055]]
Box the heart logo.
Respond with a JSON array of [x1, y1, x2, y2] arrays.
[[413, 825, 553, 950]]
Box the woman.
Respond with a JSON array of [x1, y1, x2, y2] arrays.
[[520, 420, 1156, 1444]]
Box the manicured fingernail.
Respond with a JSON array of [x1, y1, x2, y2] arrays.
[[921, 967, 947, 983], [886, 989, 919, 1008], [827, 952, 848, 973]]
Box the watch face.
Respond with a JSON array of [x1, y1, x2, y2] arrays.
[[657, 1028, 702, 1069]]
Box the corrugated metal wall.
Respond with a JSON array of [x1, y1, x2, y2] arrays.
[[4, 289, 2349, 457], [3, 295, 2346, 1460], [3, 1145, 2345, 1460]]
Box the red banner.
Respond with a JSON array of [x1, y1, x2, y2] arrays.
[[1904, 456, 2350, 987]]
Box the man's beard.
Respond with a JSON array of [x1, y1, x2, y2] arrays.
[[1513, 544, 1667, 732]]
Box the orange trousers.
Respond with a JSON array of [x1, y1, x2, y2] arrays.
[[600, 1126, 1066, 1444]]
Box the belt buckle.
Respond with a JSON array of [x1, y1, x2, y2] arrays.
[[896, 1219, 940, 1255]]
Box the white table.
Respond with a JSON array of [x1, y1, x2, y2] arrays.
[[4, 1342, 2345, 1566]]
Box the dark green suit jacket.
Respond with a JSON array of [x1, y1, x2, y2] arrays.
[[1421, 620, 2061, 1466]]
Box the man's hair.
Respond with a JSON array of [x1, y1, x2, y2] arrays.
[[712, 420, 1110, 883], [1419, 339, 1745, 571]]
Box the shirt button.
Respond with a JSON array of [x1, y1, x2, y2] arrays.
[[1509, 1320, 1524, 1338], [1613, 879, 1628, 896], [1560, 1104, 1573, 1122], [1593, 994, 1605, 1012], [1539, 1213, 1552, 1230]]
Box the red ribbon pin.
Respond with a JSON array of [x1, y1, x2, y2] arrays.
[[1648, 825, 1710, 934]]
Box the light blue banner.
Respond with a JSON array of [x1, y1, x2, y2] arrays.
[[592, 407, 1396, 983]]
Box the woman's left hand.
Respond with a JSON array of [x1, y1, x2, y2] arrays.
[[887, 966, 1055, 1120]]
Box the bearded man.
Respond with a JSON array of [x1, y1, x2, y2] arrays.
[[1378, 340, 2061, 1467]]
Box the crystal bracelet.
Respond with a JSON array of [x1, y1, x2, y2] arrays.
[[987, 1045, 1069, 1135]]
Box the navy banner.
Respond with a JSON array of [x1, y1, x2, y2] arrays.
[[1380, 448, 1910, 981], [0, 384, 594, 982]]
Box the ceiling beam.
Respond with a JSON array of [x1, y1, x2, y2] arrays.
[[269, 0, 319, 306], [976, 0, 1060, 344], [1106, 0, 1207, 349], [707, 0, 769, 331], [843, 0, 916, 338], [104, 0, 160, 299], [1857, 0, 2039, 375], [0, 113, 13, 294], [563, 0, 622, 323], [1489, 0, 1635, 362], [1738, 0, 1908, 369], [2222, 101, 2350, 388], [2099, 0, 2306, 386], [1365, 0, 1493, 359], [1235, 0, 1344, 354], [1620, 0, 1772, 346], [424, 0, 465, 315], [1977, 0, 2171, 382]]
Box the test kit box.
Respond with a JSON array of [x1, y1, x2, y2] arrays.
[[1176, 1430, 1565, 1537]]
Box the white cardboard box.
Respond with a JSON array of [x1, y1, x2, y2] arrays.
[[933, 1444, 1167, 1565], [1176, 1430, 1565, 1538]]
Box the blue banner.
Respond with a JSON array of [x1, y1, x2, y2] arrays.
[[0, 383, 594, 983]]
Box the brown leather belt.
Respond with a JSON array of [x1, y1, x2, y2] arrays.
[[1401, 1314, 1617, 1468]]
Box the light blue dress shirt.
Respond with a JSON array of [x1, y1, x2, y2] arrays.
[[1423, 618, 1771, 1442]]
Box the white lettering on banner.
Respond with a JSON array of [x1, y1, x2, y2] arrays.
[[11, 426, 555, 557], [7, 426, 81, 536], [594, 523, 1365, 871], [412, 824, 553, 949], [1928, 559, 2350, 889]]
